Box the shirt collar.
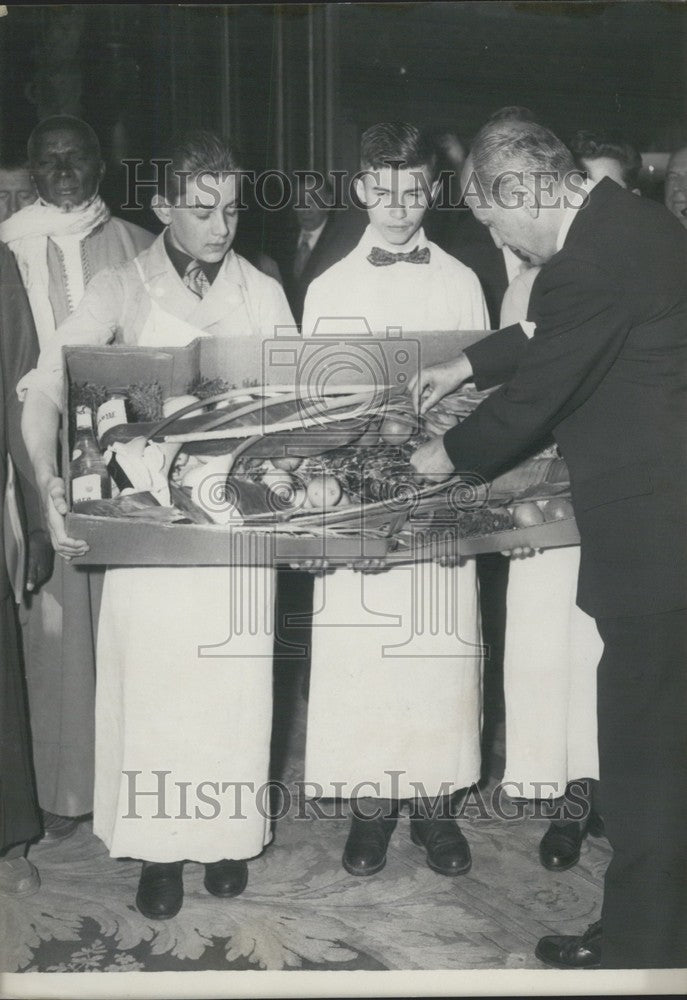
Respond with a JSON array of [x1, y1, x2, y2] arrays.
[[555, 179, 593, 252], [299, 218, 327, 246], [163, 227, 225, 284], [360, 223, 428, 255]]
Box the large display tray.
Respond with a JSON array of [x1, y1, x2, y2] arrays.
[[63, 336, 579, 566]]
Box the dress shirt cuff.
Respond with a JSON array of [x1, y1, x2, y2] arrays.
[[463, 323, 529, 391]]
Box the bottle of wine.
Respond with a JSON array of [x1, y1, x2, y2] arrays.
[[96, 393, 128, 443], [97, 394, 133, 493], [70, 405, 111, 505]]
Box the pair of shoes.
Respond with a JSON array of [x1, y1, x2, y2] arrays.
[[586, 811, 606, 838], [539, 821, 585, 871], [40, 809, 80, 843], [135, 861, 184, 920], [0, 857, 41, 896], [204, 859, 248, 898], [343, 815, 397, 876], [535, 919, 602, 969], [410, 817, 472, 876]]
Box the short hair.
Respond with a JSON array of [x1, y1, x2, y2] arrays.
[[160, 129, 243, 201], [27, 115, 101, 164], [360, 122, 437, 178], [487, 106, 538, 126], [571, 129, 642, 189], [470, 119, 577, 198]]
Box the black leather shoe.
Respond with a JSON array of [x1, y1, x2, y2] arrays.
[[410, 817, 472, 875], [204, 859, 248, 898], [135, 861, 184, 920], [586, 811, 606, 838], [343, 815, 397, 876], [535, 920, 602, 969], [539, 820, 584, 871], [41, 809, 80, 843]]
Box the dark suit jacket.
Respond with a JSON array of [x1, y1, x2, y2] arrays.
[[0, 240, 43, 850], [276, 208, 367, 325], [441, 210, 508, 329], [443, 179, 687, 619]]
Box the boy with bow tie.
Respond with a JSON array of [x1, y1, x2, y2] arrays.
[[301, 122, 489, 879]]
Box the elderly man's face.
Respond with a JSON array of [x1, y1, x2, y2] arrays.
[[0, 167, 35, 222], [30, 126, 104, 211], [665, 147, 687, 228]]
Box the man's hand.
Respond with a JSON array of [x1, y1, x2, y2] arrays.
[[409, 436, 455, 483], [409, 353, 473, 415], [39, 474, 89, 561], [26, 529, 54, 592]]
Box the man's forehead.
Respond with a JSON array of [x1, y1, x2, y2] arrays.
[[34, 128, 93, 154], [0, 168, 32, 189], [366, 165, 432, 189], [180, 172, 238, 206], [667, 149, 687, 173]]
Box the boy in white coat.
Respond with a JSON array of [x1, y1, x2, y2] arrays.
[[21, 131, 294, 920], [301, 123, 489, 877]]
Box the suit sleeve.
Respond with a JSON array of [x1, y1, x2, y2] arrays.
[[0, 246, 44, 532], [443, 255, 627, 480], [463, 323, 529, 389]]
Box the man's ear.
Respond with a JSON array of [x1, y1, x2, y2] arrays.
[[521, 183, 540, 220], [151, 194, 173, 227], [354, 176, 367, 207]]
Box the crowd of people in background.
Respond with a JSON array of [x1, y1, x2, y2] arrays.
[[0, 104, 685, 974]]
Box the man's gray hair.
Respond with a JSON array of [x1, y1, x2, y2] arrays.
[[471, 120, 576, 194]]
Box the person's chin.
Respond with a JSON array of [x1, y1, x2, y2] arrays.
[[200, 245, 229, 262], [383, 227, 415, 245]]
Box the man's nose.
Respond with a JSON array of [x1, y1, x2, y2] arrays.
[[211, 212, 230, 237], [55, 157, 76, 176], [389, 203, 407, 220], [489, 229, 506, 249]]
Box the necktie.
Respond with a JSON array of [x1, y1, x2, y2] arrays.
[[183, 260, 210, 299], [292, 231, 312, 279], [367, 245, 431, 267]]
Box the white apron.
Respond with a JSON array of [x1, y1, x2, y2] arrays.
[[93, 266, 274, 862], [304, 561, 483, 801], [503, 547, 601, 799]]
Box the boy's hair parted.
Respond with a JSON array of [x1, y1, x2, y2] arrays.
[[158, 129, 243, 201], [360, 122, 438, 179]]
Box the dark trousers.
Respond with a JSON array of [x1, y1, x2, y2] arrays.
[[596, 607, 687, 968]]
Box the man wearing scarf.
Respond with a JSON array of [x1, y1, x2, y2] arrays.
[[0, 115, 153, 841]]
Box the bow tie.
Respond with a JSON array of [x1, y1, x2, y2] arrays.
[[367, 245, 431, 267]]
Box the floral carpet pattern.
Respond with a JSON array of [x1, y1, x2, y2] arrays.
[[1, 678, 610, 974]]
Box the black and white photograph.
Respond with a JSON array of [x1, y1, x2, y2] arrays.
[[0, 2, 685, 998]]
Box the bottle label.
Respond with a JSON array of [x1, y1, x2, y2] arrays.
[[72, 473, 103, 504], [97, 398, 128, 441], [75, 406, 93, 431]]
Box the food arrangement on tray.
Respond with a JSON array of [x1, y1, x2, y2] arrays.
[[65, 348, 579, 566]]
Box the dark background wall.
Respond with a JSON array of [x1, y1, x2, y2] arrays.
[[0, 2, 685, 195]]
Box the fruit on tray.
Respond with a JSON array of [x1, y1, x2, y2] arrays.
[[306, 473, 343, 509], [542, 497, 575, 521], [512, 501, 545, 528]]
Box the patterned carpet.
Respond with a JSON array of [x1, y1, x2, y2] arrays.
[[1, 667, 610, 975]]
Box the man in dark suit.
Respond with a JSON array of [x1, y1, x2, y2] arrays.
[[410, 119, 687, 970], [273, 175, 365, 326]]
